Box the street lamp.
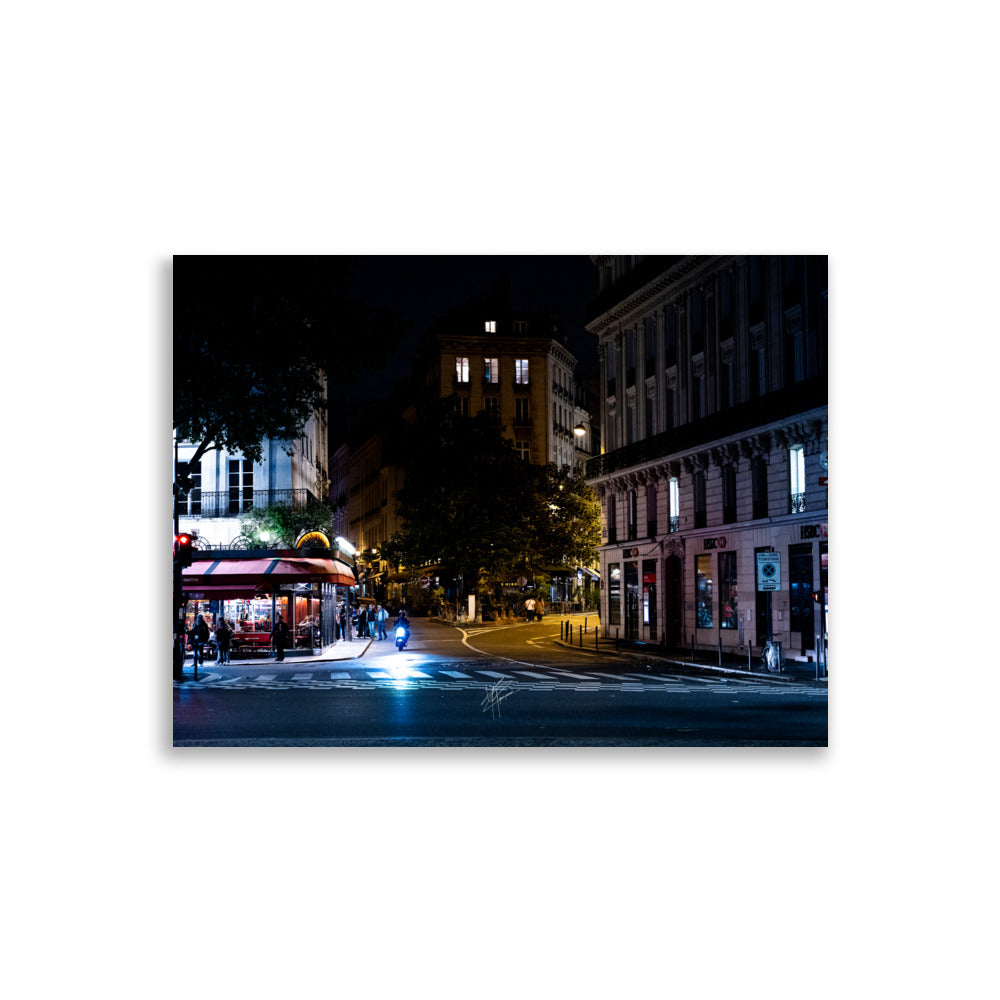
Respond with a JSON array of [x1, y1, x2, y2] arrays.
[[574, 423, 586, 437]]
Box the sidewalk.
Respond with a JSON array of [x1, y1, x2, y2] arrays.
[[176, 636, 376, 680], [554, 632, 828, 684]]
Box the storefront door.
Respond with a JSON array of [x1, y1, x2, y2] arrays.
[[789, 544, 815, 654], [664, 555, 682, 648], [624, 561, 639, 641]]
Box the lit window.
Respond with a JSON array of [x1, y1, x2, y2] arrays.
[[790, 445, 805, 513], [515, 359, 529, 384], [668, 478, 679, 533], [516, 440, 530, 461], [456, 356, 470, 383], [484, 357, 499, 383], [485, 320, 496, 333]]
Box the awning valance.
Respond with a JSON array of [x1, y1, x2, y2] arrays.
[[183, 556, 356, 591], [182, 583, 265, 600]]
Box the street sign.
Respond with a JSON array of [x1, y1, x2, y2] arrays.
[[756, 552, 781, 591]]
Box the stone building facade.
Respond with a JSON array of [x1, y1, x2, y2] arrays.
[[585, 255, 828, 663]]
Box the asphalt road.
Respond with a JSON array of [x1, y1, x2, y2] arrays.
[[173, 617, 827, 747]]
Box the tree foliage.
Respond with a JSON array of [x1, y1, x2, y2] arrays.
[[237, 496, 335, 549], [174, 256, 406, 483], [383, 398, 600, 597]]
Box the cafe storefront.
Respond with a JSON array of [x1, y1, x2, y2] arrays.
[[182, 548, 356, 658]]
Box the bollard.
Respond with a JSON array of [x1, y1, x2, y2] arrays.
[[816, 634, 821, 681], [691, 636, 695, 662], [578, 624, 582, 646], [584, 617, 588, 634], [748, 641, 752, 672], [595, 624, 599, 649], [718, 634, 722, 668], [616, 627, 620, 651]]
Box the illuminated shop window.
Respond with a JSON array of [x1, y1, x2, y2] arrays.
[[695, 554, 713, 629], [719, 551, 738, 629]]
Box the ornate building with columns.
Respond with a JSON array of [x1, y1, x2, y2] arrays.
[[585, 256, 828, 662]]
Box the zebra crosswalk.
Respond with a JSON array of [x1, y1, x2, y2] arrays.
[[177, 664, 827, 696]]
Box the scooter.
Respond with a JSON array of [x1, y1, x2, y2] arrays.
[[394, 624, 410, 651]]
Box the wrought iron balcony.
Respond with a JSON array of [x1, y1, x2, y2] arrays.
[[176, 488, 319, 518], [790, 492, 806, 514]]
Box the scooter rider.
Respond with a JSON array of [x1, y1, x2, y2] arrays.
[[394, 608, 410, 633]]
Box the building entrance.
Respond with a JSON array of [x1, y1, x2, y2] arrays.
[[664, 555, 682, 647], [789, 544, 814, 654], [624, 561, 640, 641]]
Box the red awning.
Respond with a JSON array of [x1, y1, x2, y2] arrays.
[[183, 556, 356, 590]]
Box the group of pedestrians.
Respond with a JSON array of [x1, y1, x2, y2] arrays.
[[186, 602, 405, 671]]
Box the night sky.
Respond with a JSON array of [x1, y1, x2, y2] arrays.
[[342, 254, 598, 420]]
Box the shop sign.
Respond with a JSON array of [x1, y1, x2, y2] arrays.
[[703, 536, 727, 549], [800, 523, 828, 540], [756, 552, 781, 591]]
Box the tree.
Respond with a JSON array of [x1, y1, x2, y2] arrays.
[[383, 397, 600, 609], [237, 496, 335, 549], [173, 256, 406, 486]]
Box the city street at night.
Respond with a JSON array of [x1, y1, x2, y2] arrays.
[[174, 616, 827, 746]]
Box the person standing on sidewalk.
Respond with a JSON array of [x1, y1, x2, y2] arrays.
[[190, 614, 210, 668], [358, 606, 369, 641], [272, 614, 290, 662], [375, 604, 388, 640], [215, 619, 232, 664], [525, 596, 536, 622]]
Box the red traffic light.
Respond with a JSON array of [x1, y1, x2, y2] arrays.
[[175, 533, 194, 567]]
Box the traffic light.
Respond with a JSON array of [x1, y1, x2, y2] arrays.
[[175, 533, 194, 568]]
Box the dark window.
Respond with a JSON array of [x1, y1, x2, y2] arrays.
[[691, 289, 705, 355], [723, 465, 737, 524], [625, 329, 636, 388], [692, 373, 705, 421], [646, 483, 657, 537], [752, 458, 768, 520], [720, 270, 733, 340], [627, 490, 638, 541], [694, 471, 706, 529], [177, 460, 202, 515], [608, 494, 618, 544], [643, 317, 656, 370], [228, 459, 253, 513], [664, 305, 677, 368]]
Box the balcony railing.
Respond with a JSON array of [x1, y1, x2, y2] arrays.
[[790, 492, 806, 514], [177, 488, 318, 518]]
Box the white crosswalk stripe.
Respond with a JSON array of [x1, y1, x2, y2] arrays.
[[179, 664, 827, 698]]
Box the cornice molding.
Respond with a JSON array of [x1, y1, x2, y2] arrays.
[[587, 256, 739, 338]]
